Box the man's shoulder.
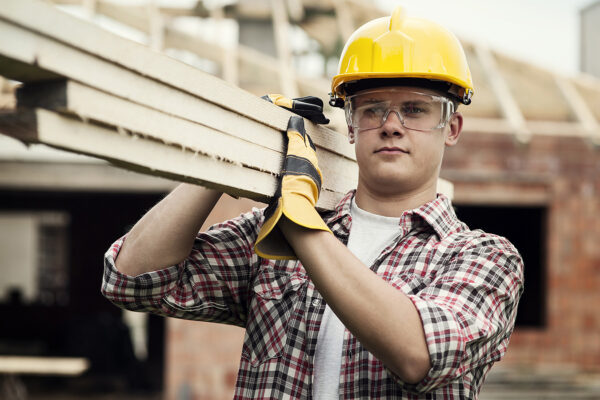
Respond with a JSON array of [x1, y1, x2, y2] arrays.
[[443, 223, 522, 260]]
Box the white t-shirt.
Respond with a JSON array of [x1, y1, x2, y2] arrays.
[[312, 198, 401, 398]]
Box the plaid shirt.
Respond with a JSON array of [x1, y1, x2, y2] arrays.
[[102, 191, 523, 399]]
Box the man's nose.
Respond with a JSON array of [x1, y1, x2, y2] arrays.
[[381, 110, 405, 136]]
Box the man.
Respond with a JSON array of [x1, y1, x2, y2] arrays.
[[102, 7, 523, 399]]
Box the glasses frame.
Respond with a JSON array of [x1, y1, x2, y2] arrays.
[[344, 88, 456, 136]]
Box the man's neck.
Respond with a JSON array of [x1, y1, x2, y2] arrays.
[[354, 183, 437, 218]]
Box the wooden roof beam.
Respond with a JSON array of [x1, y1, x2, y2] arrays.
[[474, 44, 531, 144], [554, 75, 600, 147], [66, 0, 317, 95]]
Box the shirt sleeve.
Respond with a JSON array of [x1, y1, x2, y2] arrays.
[[400, 237, 524, 393], [101, 207, 265, 327]]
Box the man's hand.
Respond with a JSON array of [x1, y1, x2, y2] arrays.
[[262, 94, 330, 124], [254, 116, 331, 259]]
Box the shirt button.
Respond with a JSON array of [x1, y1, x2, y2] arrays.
[[311, 298, 321, 307]]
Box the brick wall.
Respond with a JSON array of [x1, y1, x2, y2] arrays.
[[165, 319, 244, 400], [444, 131, 600, 371]]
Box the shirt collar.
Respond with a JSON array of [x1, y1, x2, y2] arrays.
[[325, 190, 463, 240], [411, 194, 464, 239]]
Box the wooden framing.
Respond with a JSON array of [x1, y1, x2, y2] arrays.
[[473, 44, 531, 144], [270, 0, 299, 97], [554, 75, 600, 146], [0, 356, 89, 376], [333, 0, 356, 42]]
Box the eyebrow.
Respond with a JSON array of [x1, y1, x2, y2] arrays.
[[356, 98, 386, 105]]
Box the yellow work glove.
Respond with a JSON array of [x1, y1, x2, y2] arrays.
[[261, 94, 330, 124], [254, 116, 332, 260]]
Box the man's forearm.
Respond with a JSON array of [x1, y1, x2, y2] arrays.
[[115, 183, 222, 276], [279, 217, 431, 384]]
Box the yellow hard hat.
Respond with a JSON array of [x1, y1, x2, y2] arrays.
[[330, 7, 474, 106]]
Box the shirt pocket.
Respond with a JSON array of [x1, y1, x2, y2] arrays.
[[242, 267, 307, 367]]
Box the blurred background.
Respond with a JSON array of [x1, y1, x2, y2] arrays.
[[1, 0, 600, 399]]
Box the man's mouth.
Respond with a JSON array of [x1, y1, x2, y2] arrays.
[[374, 147, 409, 154]]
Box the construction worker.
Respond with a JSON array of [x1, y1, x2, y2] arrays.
[[102, 7, 523, 399]]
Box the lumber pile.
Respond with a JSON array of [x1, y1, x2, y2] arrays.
[[0, 0, 452, 208]]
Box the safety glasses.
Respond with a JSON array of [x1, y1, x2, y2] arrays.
[[345, 88, 455, 135]]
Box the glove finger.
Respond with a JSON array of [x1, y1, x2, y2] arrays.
[[289, 105, 330, 124], [262, 94, 293, 109], [291, 99, 322, 112], [287, 115, 307, 140], [296, 110, 329, 125], [287, 115, 317, 153], [293, 96, 324, 108], [305, 113, 330, 125]]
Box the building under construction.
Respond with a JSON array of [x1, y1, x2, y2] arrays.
[[1, 1, 600, 399]]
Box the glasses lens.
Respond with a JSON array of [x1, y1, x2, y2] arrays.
[[347, 90, 451, 132]]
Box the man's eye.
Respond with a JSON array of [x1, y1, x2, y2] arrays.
[[402, 103, 428, 116], [361, 105, 385, 117]]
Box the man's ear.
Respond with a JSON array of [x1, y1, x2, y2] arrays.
[[445, 112, 463, 146], [348, 125, 355, 144]]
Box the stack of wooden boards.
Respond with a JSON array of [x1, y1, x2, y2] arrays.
[[0, 0, 451, 209]]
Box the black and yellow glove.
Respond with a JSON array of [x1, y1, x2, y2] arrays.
[[254, 116, 332, 260], [262, 94, 330, 124]]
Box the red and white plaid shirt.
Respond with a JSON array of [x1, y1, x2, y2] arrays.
[[102, 191, 523, 399]]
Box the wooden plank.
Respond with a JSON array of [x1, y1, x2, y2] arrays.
[[0, 160, 176, 192], [0, 108, 344, 209], [0, 0, 344, 151], [0, 18, 354, 163], [14, 80, 358, 196], [0, 1, 453, 203], [464, 117, 594, 139], [0, 356, 89, 376]]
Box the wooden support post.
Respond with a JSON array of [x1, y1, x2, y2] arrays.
[[270, 0, 299, 97], [286, 0, 305, 22], [147, 0, 164, 51], [82, 0, 96, 18], [333, 0, 355, 42], [211, 6, 239, 86]]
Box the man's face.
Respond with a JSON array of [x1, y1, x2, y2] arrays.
[[347, 86, 462, 196]]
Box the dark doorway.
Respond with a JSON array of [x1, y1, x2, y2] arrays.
[[454, 204, 547, 328], [0, 189, 167, 395]]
